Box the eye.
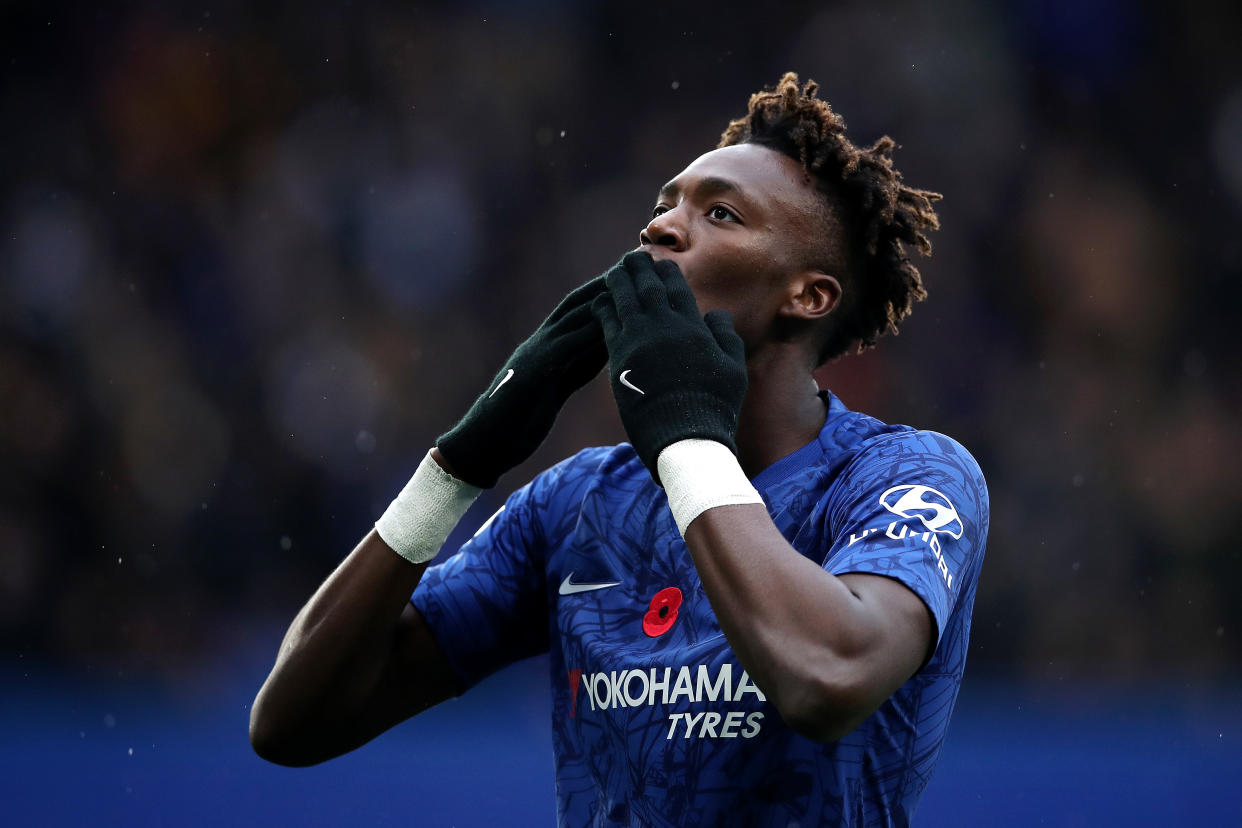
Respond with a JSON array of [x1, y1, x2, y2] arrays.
[[651, 204, 670, 218], [709, 205, 740, 222]]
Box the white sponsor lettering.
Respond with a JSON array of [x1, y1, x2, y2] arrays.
[[608, 671, 628, 708], [843, 482, 965, 591], [665, 710, 764, 739], [650, 667, 670, 704], [848, 526, 880, 546], [582, 664, 766, 710], [623, 670, 649, 707], [669, 666, 695, 704], [696, 663, 730, 702], [589, 672, 609, 711], [847, 520, 955, 590], [720, 710, 743, 738], [879, 484, 963, 539], [735, 670, 765, 700], [579, 663, 768, 740]]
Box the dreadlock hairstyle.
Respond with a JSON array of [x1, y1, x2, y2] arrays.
[[719, 72, 941, 364]]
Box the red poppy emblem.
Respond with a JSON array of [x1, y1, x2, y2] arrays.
[[642, 587, 683, 637]]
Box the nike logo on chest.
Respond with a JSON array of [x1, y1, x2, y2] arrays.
[[558, 572, 622, 595]]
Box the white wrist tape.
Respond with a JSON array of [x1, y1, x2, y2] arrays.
[[657, 439, 763, 536], [375, 450, 482, 564]]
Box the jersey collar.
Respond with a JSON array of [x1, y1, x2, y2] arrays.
[[749, 390, 843, 491]]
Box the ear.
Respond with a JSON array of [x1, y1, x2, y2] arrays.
[[778, 270, 842, 321]]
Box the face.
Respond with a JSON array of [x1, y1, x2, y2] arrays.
[[637, 142, 830, 348]]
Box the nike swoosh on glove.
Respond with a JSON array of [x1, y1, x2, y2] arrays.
[[591, 251, 747, 484], [437, 270, 610, 488]]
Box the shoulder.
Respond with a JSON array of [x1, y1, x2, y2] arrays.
[[835, 427, 989, 533], [852, 429, 985, 493], [818, 396, 985, 497]]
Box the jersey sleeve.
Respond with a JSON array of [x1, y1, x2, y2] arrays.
[[410, 450, 598, 691], [823, 430, 989, 654]]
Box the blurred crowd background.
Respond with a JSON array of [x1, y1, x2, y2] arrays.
[[3, 0, 1240, 710]]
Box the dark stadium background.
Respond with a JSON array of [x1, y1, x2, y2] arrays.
[[3, 0, 1240, 824]]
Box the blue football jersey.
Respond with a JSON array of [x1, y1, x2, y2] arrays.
[[413, 392, 989, 827]]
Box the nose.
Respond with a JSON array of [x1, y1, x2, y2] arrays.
[[638, 209, 687, 252]]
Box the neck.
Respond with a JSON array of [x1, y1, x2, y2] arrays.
[[735, 346, 827, 478]]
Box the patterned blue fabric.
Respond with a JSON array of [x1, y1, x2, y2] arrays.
[[413, 392, 989, 827]]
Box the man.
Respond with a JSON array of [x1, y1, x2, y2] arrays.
[[251, 73, 988, 827]]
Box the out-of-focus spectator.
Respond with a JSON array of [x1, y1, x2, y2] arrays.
[[1, 0, 1239, 688]]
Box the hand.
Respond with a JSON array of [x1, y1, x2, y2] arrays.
[[436, 272, 609, 487], [591, 251, 748, 483]]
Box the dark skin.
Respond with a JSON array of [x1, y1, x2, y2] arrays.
[[249, 143, 933, 765], [644, 144, 933, 739]]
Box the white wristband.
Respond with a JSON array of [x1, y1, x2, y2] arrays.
[[375, 450, 482, 564], [656, 439, 764, 536]]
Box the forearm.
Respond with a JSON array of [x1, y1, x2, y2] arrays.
[[251, 449, 471, 764], [250, 531, 428, 759], [590, 248, 933, 742], [659, 440, 929, 742], [252, 264, 609, 763]]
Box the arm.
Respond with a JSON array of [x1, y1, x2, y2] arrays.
[[252, 268, 611, 765], [592, 254, 933, 742], [681, 501, 931, 742], [249, 521, 457, 766]]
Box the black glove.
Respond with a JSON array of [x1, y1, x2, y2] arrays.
[[590, 251, 748, 482], [436, 272, 609, 487]]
